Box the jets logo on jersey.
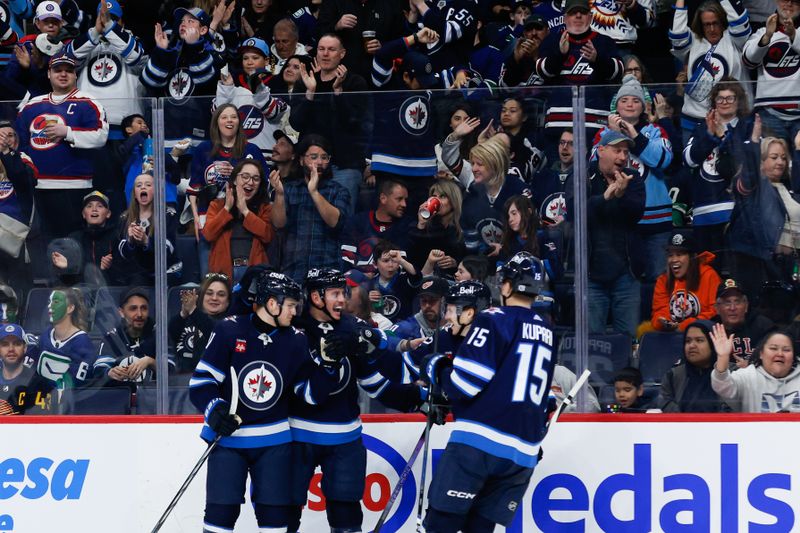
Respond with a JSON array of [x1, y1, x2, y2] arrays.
[[89, 54, 122, 87], [176, 325, 201, 355], [330, 357, 352, 395], [561, 56, 594, 78], [239, 360, 283, 411], [212, 32, 226, 53], [235, 339, 247, 353], [0, 179, 14, 201], [379, 294, 400, 318], [238, 105, 265, 139], [689, 52, 727, 84], [761, 392, 800, 413], [590, 0, 630, 32], [765, 41, 800, 78], [669, 291, 700, 321], [541, 192, 567, 222], [116, 355, 153, 382], [29, 114, 66, 150], [476, 218, 503, 246], [701, 147, 722, 182], [399, 96, 430, 136], [167, 69, 194, 102]]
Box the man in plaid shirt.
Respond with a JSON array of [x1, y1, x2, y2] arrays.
[[270, 134, 351, 280]]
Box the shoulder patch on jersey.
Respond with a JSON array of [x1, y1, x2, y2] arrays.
[[483, 307, 505, 315]]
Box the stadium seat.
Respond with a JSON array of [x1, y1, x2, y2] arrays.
[[59, 387, 132, 415], [176, 235, 201, 285], [557, 333, 632, 386], [136, 383, 200, 415], [638, 332, 683, 384]]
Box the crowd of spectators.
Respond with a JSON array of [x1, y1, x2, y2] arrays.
[[0, 0, 799, 415]]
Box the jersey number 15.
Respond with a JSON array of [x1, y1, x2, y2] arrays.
[[512, 342, 551, 406]]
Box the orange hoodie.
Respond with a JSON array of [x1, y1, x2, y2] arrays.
[[651, 251, 722, 331]]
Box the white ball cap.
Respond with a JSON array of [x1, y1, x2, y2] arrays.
[[35, 1, 63, 21], [35, 33, 64, 56]]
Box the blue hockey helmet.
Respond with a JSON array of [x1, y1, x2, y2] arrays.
[[497, 251, 546, 297]]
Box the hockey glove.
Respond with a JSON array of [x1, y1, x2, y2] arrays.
[[357, 327, 388, 355], [206, 400, 241, 437], [420, 386, 450, 425], [320, 332, 359, 367], [422, 353, 452, 387]]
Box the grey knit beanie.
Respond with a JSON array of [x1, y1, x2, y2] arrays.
[[615, 74, 645, 104]]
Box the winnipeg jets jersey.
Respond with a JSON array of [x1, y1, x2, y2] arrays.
[[440, 306, 556, 468], [189, 314, 337, 448], [291, 313, 415, 445]]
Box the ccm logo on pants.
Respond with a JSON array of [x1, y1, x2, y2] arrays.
[[446, 490, 476, 499]]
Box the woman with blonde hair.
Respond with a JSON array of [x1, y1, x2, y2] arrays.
[[728, 125, 800, 297], [459, 135, 532, 258], [409, 179, 466, 278]]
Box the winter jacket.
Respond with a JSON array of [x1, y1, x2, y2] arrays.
[[728, 140, 800, 261], [658, 320, 727, 412], [712, 363, 800, 412], [651, 251, 721, 331], [203, 200, 274, 280], [581, 162, 646, 283]]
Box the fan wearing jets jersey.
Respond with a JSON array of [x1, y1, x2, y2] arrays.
[[189, 270, 339, 533], [289, 267, 423, 532], [422, 251, 556, 532]]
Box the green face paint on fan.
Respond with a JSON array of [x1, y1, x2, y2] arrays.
[[48, 290, 68, 324]]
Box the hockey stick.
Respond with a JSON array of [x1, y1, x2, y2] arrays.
[[548, 369, 591, 430], [372, 423, 429, 532], [151, 367, 240, 533]]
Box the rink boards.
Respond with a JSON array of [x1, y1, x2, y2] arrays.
[[0, 413, 798, 532]]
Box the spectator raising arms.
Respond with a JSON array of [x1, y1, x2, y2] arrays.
[[711, 326, 800, 412], [203, 160, 274, 282]]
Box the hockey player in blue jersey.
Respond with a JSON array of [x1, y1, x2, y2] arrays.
[[422, 251, 556, 532], [189, 270, 340, 533], [289, 268, 423, 532], [398, 280, 492, 385]]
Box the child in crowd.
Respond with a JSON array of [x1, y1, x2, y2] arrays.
[[367, 239, 420, 323], [610, 367, 651, 412]]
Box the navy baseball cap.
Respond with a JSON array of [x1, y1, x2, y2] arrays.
[[49, 54, 77, 70], [598, 130, 634, 147], [402, 52, 439, 89], [240, 37, 270, 58], [0, 323, 26, 342], [174, 7, 211, 27]]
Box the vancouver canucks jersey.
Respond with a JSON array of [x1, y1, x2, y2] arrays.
[[440, 306, 556, 468], [35, 328, 96, 387], [189, 314, 337, 448], [291, 312, 418, 445]]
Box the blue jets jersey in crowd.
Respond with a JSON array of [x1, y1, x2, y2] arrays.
[[461, 173, 532, 254], [416, 0, 480, 72], [291, 312, 418, 445], [0, 0, 27, 68], [34, 327, 96, 387], [16, 89, 109, 189], [189, 314, 338, 448], [371, 37, 438, 177], [439, 306, 556, 468]]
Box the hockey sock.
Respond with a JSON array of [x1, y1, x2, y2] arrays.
[[326, 499, 363, 530], [422, 507, 467, 533], [285, 505, 302, 532], [203, 503, 240, 531], [463, 512, 496, 533], [254, 503, 293, 530]]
